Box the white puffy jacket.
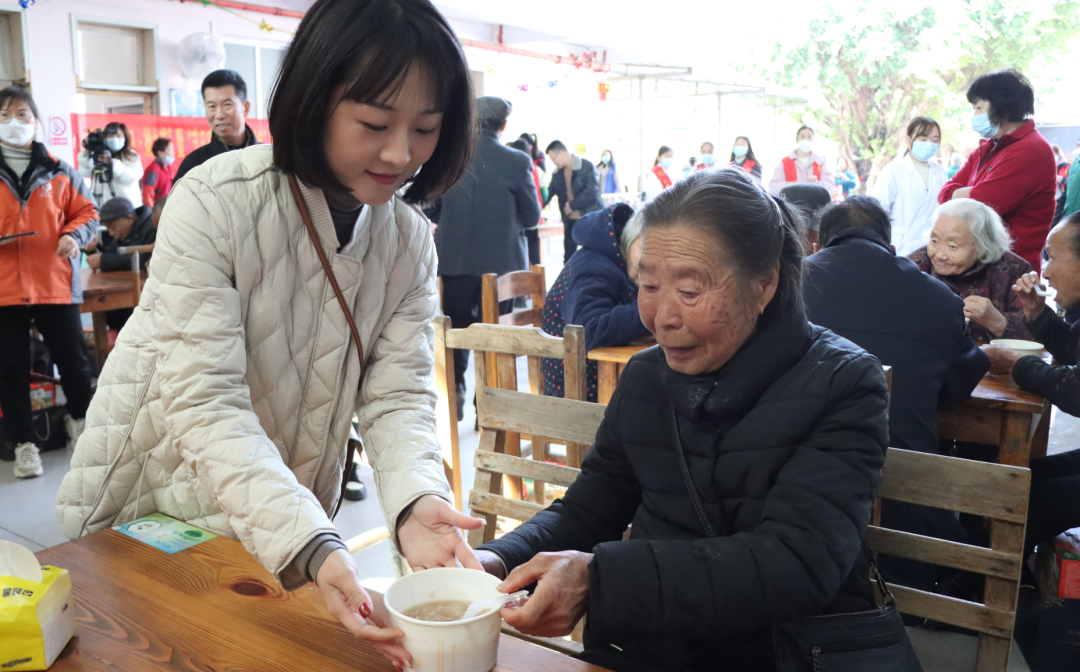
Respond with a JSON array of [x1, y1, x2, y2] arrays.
[[56, 145, 450, 586]]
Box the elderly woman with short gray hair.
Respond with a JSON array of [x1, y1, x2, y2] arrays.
[[910, 198, 1034, 342]]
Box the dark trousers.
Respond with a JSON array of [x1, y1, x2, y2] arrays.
[[1026, 448, 1080, 556], [441, 275, 511, 388], [563, 217, 579, 263], [525, 228, 541, 266], [0, 304, 94, 445]]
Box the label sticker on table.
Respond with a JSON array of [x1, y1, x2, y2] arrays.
[[113, 513, 217, 554]]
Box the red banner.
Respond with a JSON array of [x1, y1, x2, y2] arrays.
[[69, 113, 271, 170]]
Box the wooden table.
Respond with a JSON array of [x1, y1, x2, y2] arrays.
[[588, 345, 650, 405], [80, 269, 144, 370], [588, 345, 1050, 467], [36, 530, 608, 672]]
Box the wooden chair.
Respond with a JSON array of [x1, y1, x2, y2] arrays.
[[467, 385, 604, 547], [480, 265, 547, 393], [116, 242, 154, 304], [868, 448, 1031, 672], [433, 318, 586, 510]]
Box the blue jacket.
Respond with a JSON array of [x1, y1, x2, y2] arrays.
[[541, 204, 649, 400], [804, 227, 989, 454]]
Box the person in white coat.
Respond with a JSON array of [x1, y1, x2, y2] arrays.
[[56, 0, 478, 667], [872, 116, 948, 256], [643, 145, 677, 203], [77, 121, 143, 206]]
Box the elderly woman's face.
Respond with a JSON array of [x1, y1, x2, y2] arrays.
[[928, 214, 980, 276], [636, 226, 777, 375], [626, 236, 644, 282]]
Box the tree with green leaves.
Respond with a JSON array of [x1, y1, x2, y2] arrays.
[[765, 0, 1080, 191]]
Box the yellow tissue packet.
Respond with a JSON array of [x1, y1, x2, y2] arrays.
[[0, 540, 75, 671]]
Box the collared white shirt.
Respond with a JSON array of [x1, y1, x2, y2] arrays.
[[872, 154, 948, 256]]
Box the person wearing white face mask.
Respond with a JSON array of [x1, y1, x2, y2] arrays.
[[0, 86, 99, 480], [77, 121, 144, 206], [643, 145, 677, 203], [872, 116, 949, 256], [939, 68, 1056, 273], [769, 125, 835, 196], [141, 137, 175, 207], [596, 148, 622, 195]]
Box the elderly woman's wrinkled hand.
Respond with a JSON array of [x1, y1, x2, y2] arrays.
[[1012, 271, 1047, 323], [981, 344, 1024, 376], [398, 494, 485, 572], [497, 551, 592, 638], [963, 295, 1008, 336], [475, 549, 508, 580]]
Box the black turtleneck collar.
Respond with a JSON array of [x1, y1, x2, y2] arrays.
[[659, 306, 814, 430]]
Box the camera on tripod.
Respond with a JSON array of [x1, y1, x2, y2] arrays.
[[81, 128, 113, 195]]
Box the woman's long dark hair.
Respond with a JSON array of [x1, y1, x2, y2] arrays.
[[519, 132, 546, 171], [597, 149, 615, 169], [104, 122, 138, 162], [269, 0, 475, 203], [729, 136, 757, 164]]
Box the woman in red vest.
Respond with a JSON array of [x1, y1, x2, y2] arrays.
[[643, 145, 677, 202], [768, 125, 835, 196], [729, 136, 762, 181], [939, 69, 1056, 272]]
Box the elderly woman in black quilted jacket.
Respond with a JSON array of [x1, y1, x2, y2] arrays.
[[475, 168, 891, 672]]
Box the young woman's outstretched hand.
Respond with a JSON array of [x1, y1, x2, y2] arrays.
[[398, 494, 485, 571]]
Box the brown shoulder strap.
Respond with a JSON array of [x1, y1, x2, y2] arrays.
[[287, 174, 365, 369]]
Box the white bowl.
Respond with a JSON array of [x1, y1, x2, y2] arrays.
[[989, 339, 1044, 352], [384, 567, 504, 671]]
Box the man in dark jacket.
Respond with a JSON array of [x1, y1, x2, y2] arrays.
[[984, 214, 1080, 557], [804, 196, 990, 593], [430, 96, 541, 414], [85, 196, 156, 331], [174, 70, 259, 182], [545, 140, 604, 263]]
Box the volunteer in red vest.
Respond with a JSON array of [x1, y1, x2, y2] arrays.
[[694, 141, 717, 172], [939, 68, 1056, 273], [643, 145, 677, 203], [141, 137, 174, 207], [769, 125, 835, 196], [729, 136, 762, 181]]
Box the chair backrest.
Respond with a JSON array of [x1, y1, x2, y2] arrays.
[[116, 242, 154, 304], [481, 264, 547, 328], [468, 385, 605, 547], [433, 319, 587, 509], [868, 447, 1030, 671]]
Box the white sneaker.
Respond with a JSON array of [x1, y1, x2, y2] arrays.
[[13, 442, 43, 479], [65, 416, 85, 448]]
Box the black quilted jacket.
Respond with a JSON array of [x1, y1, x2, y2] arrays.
[[481, 310, 889, 672]]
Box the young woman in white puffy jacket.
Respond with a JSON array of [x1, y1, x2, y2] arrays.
[[76, 121, 143, 205], [57, 0, 479, 666]]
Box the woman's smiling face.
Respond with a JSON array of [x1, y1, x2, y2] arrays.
[[323, 65, 444, 206]]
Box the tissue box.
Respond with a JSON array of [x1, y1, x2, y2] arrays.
[[0, 542, 75, 671], [1036, 528, 1080, 600]]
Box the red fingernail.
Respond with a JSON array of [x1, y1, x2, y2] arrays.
[[359, 603, 372, 618], [394, 662, 403, 671]]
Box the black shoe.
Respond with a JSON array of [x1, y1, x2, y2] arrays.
[[344, 480, 367, 501], [456, 382, 466, 422]]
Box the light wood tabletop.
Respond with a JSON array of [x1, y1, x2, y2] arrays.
[[36, 530, 609, 672]]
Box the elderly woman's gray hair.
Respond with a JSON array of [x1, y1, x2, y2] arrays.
[[620, 211, 644, 257], [932, 198, 1012, 264]]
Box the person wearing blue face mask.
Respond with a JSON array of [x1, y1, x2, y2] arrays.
[[77, 121, 144, 206], [872, 116, 948, 256], [768, 125, 835, 197], [726, 136, 762, 181], [596, 149, 622, 195], [643, 145, 677, 203], [693, 141, 717, 173], [939, 68, 1056, 273]]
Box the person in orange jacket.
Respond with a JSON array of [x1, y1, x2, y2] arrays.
[[0, 86, 99, 479]]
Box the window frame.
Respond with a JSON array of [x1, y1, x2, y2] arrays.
[[220, 35, 287, 119], [0, 3, 30, 87], [70, 14, 159, 94]]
